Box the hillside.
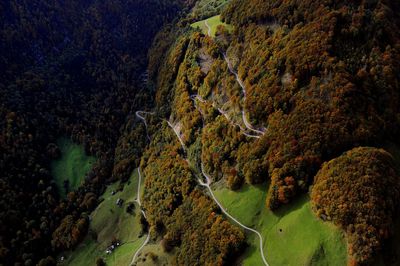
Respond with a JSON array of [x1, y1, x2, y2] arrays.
[[143, 0, 400, 265], [0, 0, 185, 264], [1, 0, 400, 265]]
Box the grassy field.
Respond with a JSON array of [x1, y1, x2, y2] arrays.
[[51, 138, 96, 198], [134, 243, 175, 266], [62, 170, 146, 265], [105, 240, 144, 266], [213, 183, 348, 266], [191, 15, 232, 37]]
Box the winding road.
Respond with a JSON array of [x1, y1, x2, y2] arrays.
[[135, 111, 154, 142], [131, 20, 269, 264], [131, 111, 190, 265], [223, 54, 266, 136], [135, 109, 269, 265], [205, 20, 212, 37], [130, 168, 150, 266], [190, 94, 260, 139], [136, 110, 187, 151], [163, 112, 269, 266], [204, 20, 265, 136], [198, 164, 269, 266], [204, 25, 268, 263], [166, 120, 186, 152]]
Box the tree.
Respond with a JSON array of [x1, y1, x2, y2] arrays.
[[95, 258, 106, 266], [311, 147, 400, 264]]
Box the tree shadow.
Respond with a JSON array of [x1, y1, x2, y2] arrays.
[[273, 194, 309, 219]]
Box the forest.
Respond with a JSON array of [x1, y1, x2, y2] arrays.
[[147, 0, 400, 265], [311, 147, 400, 265], [1, 0, 400, 265], [140, 119, 245, 265], [0, 0, 186, 264], [221, 0, 400, 211]]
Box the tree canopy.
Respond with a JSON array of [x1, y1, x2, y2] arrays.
[[311, 147, 400, 265]]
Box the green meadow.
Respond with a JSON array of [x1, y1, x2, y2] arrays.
[[213, 184, 348, 266], [62, 170, 146, 265], [51, 138, 96, 198], [191, 15, 232, 37]]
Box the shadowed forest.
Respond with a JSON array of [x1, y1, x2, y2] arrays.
[[0, 0, 185, 264]]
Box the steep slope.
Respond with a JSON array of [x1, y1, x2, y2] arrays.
[[222, 0, 400, 210], [145, 0, 400, 265], [2, 0, 400, 265]]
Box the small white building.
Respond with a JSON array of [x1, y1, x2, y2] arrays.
[[116, 198, 123, 206]]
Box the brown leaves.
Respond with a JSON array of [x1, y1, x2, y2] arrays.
[[311, 147, 400, 264]]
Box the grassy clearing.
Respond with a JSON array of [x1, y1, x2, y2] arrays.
[[105, 240, 144, 266], [213, 183, 348, 266], [191, 15, 232, 37], [134, 243, 175, 266], [51, 138, 96, 198], [62, 170, 146, 265]]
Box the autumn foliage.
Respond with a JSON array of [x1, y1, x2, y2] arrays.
[[311, 147, 400, 265], [145, 0, 400, 262], [140, 120, 245, 265], [2, 0, 400, 264], [219, 0, 400, 210]]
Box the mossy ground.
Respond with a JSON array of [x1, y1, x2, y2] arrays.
[[51, 138, 96, 198]]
